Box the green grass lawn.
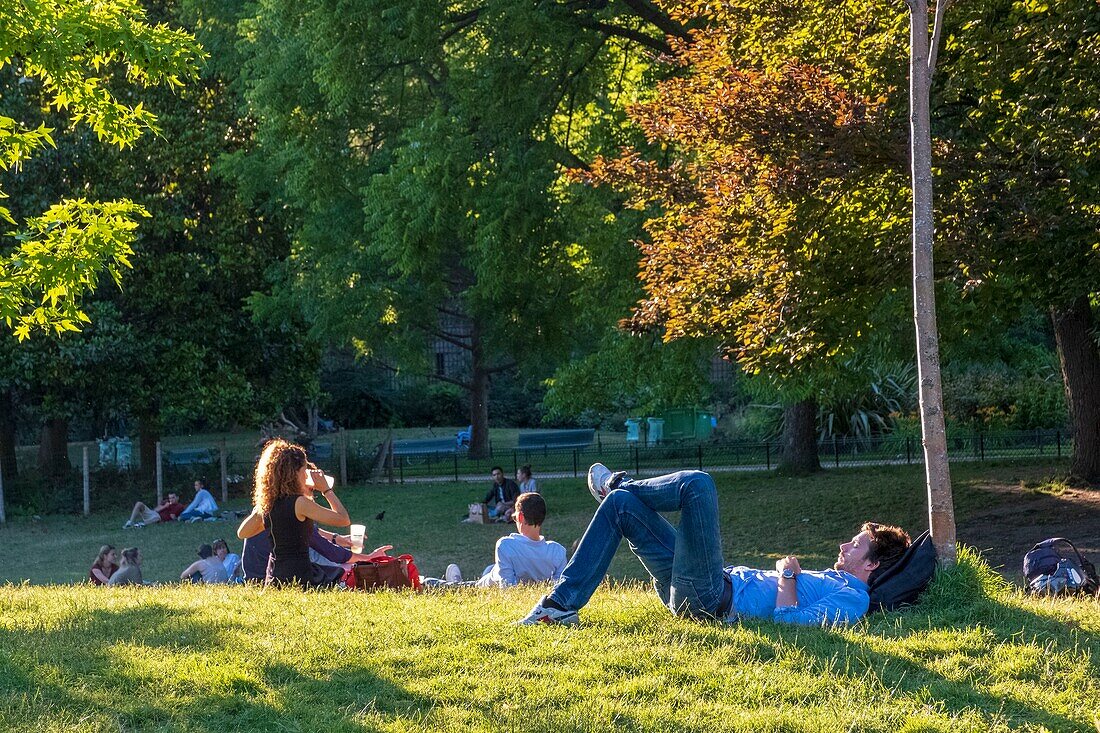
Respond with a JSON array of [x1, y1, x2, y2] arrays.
[[1, 463, 1098, 731]]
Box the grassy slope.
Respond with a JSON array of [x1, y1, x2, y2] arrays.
[[2, 463, 1098, 731]]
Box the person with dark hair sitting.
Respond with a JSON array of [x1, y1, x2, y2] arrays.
[[180, 543, 230, 584], [483, 466, 520, 521], [518, 465, 910, 626]]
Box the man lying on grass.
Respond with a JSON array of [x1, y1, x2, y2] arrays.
[[518, 465, 910, 627]]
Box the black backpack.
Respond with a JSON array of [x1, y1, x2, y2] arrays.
[[868, 530, 937, 612], [1023, 538, 1099, 596]]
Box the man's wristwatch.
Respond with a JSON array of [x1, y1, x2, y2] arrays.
[[781, 568, 796, 580]]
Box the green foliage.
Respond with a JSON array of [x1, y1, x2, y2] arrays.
[[0, 0, 202, 338], [543, 334, 713, 424]]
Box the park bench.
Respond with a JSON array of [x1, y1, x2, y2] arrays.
[[516, 429, 595, 452], [165, 448, 214, 465], [391, 437, 464, 457], [308, 442, 333, 460]]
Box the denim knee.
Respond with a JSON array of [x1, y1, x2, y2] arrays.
[[679, 471, 716, 501]]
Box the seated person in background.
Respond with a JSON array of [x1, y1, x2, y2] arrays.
[[428, 493, 566, 588], [212, 538, 243, 581], [179, 480, 219, 522], [518, 465, 910, 626], [124, 492, 184, 529], [517, 465, 538, 495], [240, 525, 391, 582], [108, 547, 145, 586], [180, 543, 230, 584], [483, 466, 520, 521], [89, 545, 118, 585]]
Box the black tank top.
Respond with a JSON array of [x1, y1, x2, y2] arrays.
[[264, 495, 313, 586]]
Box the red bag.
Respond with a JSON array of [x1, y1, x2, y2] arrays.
[[344, 554, 421, 591]]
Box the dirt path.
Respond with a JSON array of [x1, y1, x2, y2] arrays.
[[956, 478, 1100, 585]]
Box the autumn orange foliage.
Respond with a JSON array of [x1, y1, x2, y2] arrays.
[[574, 11, 908, 385]]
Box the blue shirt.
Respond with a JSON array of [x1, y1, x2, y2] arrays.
[[476, 533, 567, 588], [725, 566, 870, 626]]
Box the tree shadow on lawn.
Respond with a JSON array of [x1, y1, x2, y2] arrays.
[[0, 601, 443, 732], [633, 601, 1095, 730]]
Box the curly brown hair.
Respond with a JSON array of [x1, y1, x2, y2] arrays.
[[253, 439, 308, 516]]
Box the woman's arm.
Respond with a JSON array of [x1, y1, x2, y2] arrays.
[[90, 567, 111, 584], [295, 489, 350, 527], [237, 509, 265, 539]]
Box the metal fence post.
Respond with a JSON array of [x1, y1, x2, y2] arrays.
[[833, 437, 840, 468], [906, 437, 912, 465], [572, 449, 578, 478], [634, 445, 640, 475], [453, 453, 459, 482], [339, 429, 348, 487], [1056, 430, 1062, 458], [697, 443, 703, 471], [979, 432, 985, 462], [765, 441, 771, 471], [399, 458, 404, 484], [597, 432, 602, 451], [82, 446, 90, 517], [155, 441, 163, 504], [1036, 429, 1043, 455], [220, 441, 228, 503]]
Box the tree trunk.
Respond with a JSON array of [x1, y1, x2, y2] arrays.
[[0, 388, 18, 480], [778, 399, 820, 474], [1052, 296, 1100, 483], [37, 418, 70, 476], [138, 416, 161, 476], [467, 320, 491, 460], [909, 0, 956, 565]]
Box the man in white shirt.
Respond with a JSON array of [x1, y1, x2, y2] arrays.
[[431, 493, 567, 587]]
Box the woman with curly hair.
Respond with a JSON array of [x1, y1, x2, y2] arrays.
[[236, 439, 350, 586]]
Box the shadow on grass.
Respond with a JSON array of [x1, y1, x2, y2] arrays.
[[0, 600, 440, 732], [601, 560, 1098, 731]]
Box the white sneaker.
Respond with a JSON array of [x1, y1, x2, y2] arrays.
[[587, 463, 627, 503], [516, 601, 580, 626], [133, 522, 145, 529], [444, 563, 463, 583], [587, 463, 612, 502]]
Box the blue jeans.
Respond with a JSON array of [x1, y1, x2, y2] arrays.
[[547, 471, 729, 619]]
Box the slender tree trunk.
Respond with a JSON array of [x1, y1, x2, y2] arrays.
[[138, 415, 161, 476], [468, 321, 491, 460], [909, 0, 956, 564], [0, 388, 18, 480], [1052, 296, 1100, 483], [37, 418, 70, 476], [778, 399, 821, 474]]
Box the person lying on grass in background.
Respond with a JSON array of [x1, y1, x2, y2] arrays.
[[89, 545, 118, 585], [426, 492, 566, 588], [212, 538, 243, 582], [180, 543, 229, 584], [237, 439, 364, 587], [123, 492, 183, 529], [518, 465, 910, 627], [108, 547, 145, 586], [179, 480, 220, 523]]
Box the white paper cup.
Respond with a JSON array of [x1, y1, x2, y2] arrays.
[[350, 523, 365, 554], [305, 472, 336, 490]]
